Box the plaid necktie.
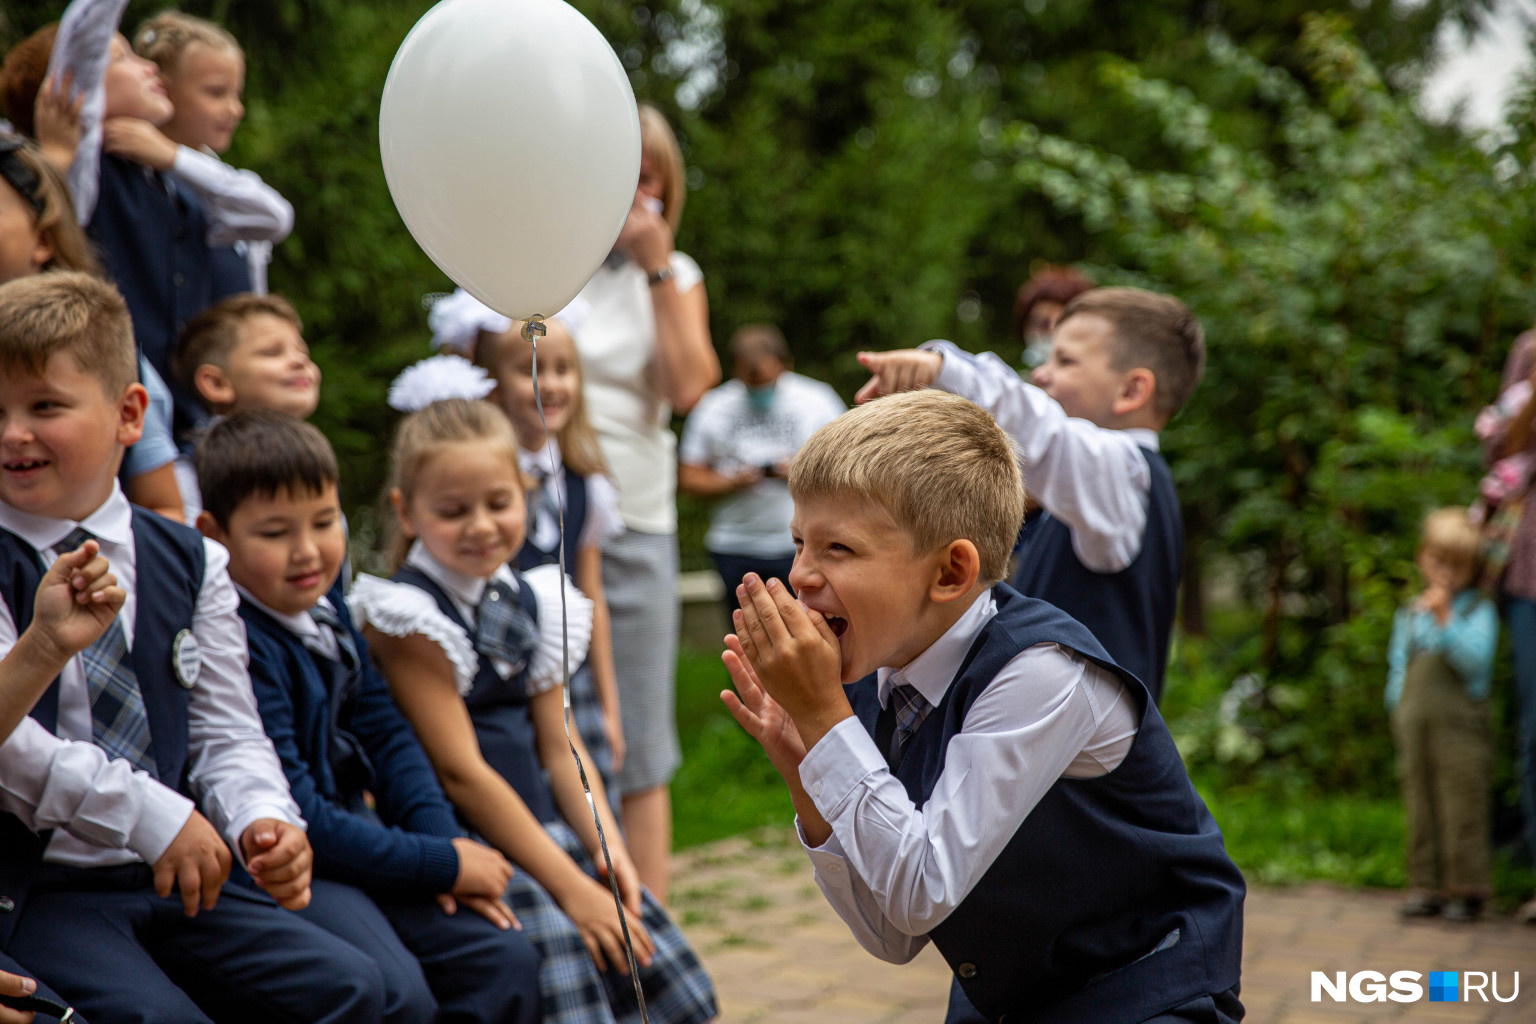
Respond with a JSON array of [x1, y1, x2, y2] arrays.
[[58, 528, 158, 779], [475, 578, 538, 673], [307, 602, 359, 670], [886, 682, 931, 770]]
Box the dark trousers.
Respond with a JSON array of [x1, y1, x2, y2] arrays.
[[711, 551, 796, 630], [946, 980, 1244, 1023], [297, 877, 541, 1024], [7, 863, 385, 1024], [1392, 652, 1492, 898], [0, 950, 79, 1023]]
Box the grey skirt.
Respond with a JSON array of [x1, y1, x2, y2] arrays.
[[601, 527, 681, 793]]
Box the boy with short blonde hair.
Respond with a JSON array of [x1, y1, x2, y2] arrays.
[[723, 389, 1245, 1024], [0, 272, 385, 1023], [1387, 508, 1499, 922], [858, 286, 1206, 703]]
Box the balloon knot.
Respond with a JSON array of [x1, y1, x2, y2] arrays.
[[522, 316, 547, 343]]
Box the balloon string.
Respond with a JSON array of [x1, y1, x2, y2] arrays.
[[526, 318, 649, 1020]]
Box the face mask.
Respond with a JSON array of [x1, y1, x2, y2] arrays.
[[1022, 331, 1053, 369], [747, 383, 777, 413]]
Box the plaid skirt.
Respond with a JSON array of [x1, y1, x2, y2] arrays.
[[565, 660, 622, 819], [504, 820, 716, 1024]]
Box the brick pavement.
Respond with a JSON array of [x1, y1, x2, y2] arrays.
[[671, 829, 1535, 1023]]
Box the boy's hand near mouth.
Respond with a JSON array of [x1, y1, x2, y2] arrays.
[[721, 573, 851, 847]]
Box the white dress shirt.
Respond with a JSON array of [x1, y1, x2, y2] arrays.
[[517, 438, 624, 556], [798, 592, 1140, 963], [401, 542, 592, 695], [924, 341, 1159, 573], [0, 486, 303, 867], [171, 146, 295, 247]]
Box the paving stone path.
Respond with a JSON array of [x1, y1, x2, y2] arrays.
[[671, 829, 1535, 1023]]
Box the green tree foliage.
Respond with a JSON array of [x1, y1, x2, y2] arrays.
[[996, 18, 1530, 791], [1, 2, 1521, 792]]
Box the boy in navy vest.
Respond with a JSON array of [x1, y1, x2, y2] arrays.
[[856, 288, 1205, 703], [194, 411, 542, 1024], [721, 390, 1244, 1024], [0, 272, 387, 1022]]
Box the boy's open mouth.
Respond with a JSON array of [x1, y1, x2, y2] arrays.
[[3, 458, 48, 473], [825, 615, 848, 639]]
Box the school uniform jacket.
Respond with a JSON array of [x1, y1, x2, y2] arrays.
[[238, 580, 462, 896]]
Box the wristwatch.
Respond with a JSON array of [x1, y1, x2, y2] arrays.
[[647, 265, 674, 287]]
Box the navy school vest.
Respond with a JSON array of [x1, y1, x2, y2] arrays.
[[516, 466, 588, 574], [0, 512, 205, 941], [88, 154, 222, 439], [1011, 446, 1181, 704], [390, 567, 557, 823], [237, 582, 376, 805], [845, 585, 1244, 1024]]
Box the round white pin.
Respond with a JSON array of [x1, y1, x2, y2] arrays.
[[173, 629, 201, 689]]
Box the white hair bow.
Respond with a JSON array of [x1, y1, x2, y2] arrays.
[[387, 355, 496, 413]]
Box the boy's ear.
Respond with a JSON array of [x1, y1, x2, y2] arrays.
[[195, 510, 225, 544], [114, 382, 149, 448], [1111, 368, 1157, 418], [929, 539, 981, 605], [193, 363, 236, 410]]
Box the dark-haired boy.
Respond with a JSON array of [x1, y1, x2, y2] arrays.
[[723, 389, 1244, 1024], [857, 287, 1205, 703], [195, 411, 542, 1024], [0, 271, 386, 1022]]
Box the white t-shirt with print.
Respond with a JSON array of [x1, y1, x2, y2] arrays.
[[679, 372, 845, 557]]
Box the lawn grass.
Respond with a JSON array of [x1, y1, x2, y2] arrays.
[[669, 647, 1536, 908]]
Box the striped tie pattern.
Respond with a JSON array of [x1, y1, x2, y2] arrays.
[[887, 682, 931, 769], [308, 602, 360, 669], [59, 528, 158, 779], [475, 578, 539, 673]]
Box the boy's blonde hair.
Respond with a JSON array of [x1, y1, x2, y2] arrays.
[[134, 10, 241, 72], [1420, 508, 1482, 568], [0, 271, 135, 395], [639, 103, 686, 234], [789, 390, 1025, 584], [1060, 287, 1205, 420], [172, 293, 303, 404], [386, 398, 522, 568], [475, 319, 609, 479]]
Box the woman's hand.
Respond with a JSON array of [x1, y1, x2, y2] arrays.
[[613, 188, 673, 274]]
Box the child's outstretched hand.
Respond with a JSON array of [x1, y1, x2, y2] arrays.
[[724, 574, 851, 753], [33, 72, 83, 171], [721, 631, 808, 777], [30, 539, 124, 666], [854, 349, 943, 404]]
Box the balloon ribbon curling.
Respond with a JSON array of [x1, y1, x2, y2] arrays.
[[526, 315, 650, 1019]]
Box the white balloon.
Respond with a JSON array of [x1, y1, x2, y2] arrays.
[[380, 0, 640, 319]]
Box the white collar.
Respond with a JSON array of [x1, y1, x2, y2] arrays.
[[1124, 427, 1160, 452], [0, 482, 133, 553], [876, 590, 997, 710], [518, 437, 562, 479], [405, 540, 519, 612], [235, 584, 326, 642]]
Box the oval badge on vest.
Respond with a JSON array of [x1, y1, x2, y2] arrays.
[[173, 629, 201, 689]]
